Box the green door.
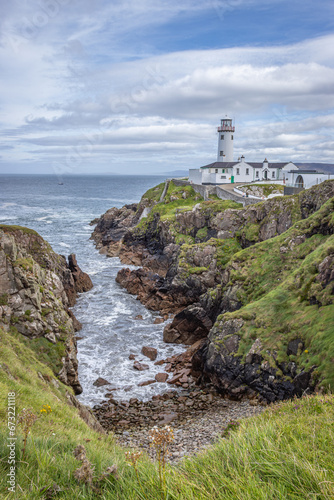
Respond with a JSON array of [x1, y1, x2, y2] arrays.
[[231, 175, 234, 184]]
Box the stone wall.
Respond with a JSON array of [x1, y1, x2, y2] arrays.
[[216, 186, 252, 206], [171, 179, 216, 201]]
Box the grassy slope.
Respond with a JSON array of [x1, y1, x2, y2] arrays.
[[136, 181, 241, 245], [215, 198, 334, 384], [1, 325, 334, 499]]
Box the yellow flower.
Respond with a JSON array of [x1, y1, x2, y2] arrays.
[[40, 404, 52, 415], [304, 349, 309, 353]]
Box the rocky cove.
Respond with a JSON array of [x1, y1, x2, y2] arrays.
[[1, 178, 334, 458], [91, 179, 334, 410]]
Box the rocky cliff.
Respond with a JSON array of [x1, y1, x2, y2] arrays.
[[92, 180, 334, 402], [0, 225, 93, 394]]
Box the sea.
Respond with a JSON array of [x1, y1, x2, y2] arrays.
[[0, 174, 186, 406]]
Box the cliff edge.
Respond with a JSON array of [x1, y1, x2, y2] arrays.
[[0, 225, 93, 394]]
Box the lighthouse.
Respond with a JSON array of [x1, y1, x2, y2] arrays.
[[217, 116, 234, 162]]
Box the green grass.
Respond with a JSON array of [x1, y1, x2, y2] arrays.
[[13, 257, 34, 272], [0, 224, 39, 236], [140, 183, 166, 203], [178, 237, 242, 279], [198, 199, 242, 215], [195, 227, 208, 241], [1, 324, 334, 499], [0, 293, 8, 306]]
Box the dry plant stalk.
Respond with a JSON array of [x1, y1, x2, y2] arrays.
[[17, 404, 53, 460], [17, 408, 38, 460], [73, 444, 118, 488], [125, 450, 148, 499], [73, 445, 95, 485], [149, 425, 174, 497]]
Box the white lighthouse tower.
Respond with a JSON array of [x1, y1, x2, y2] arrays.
[[217, 116, 234, 162]]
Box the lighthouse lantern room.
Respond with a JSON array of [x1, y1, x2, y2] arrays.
[[217, 116, 234, 162]]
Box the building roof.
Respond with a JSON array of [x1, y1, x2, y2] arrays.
[[248, 162, 291, 169], [247, 162, 262, 168], [200, 160, 298, 170], [295, 163, 334, 175], [200, 161, 236, 170], [289, 169, 320, 174]]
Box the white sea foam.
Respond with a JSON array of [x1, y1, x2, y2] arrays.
[[0, 215, 18, 220]]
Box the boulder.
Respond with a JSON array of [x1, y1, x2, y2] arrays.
[[163, 305, 213, 345], [133, 361, 149, 371], [155, 373, 169, 383], [167, 373, 183, 384], [141, 346, 158, 361], [93, 377, 111, 387], [287, 338, 304, 356], [138, 379, 156, 387]]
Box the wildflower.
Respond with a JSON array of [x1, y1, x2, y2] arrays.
[[40, 404, 52, 414], [149, 425, 174, 447], [125, 450, 143, 466], [304, 349, 309, 353]]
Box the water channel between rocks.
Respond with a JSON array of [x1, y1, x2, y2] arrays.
[[1, 174, 186, 406], [73, 253, 186, 406]]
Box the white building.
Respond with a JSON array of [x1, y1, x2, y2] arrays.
[[217, 117, 234, 162], [189, 157, 297, 185], [284, 169, 334, 189], [189, 118, 334, 188]]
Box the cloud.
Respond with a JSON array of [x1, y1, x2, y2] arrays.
[[0, 0, 334, 173]]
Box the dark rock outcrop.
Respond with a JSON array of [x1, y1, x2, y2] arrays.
[[68, 253, 93, 294], [163, 305, 213, 345], [192, 319, 316, 403]]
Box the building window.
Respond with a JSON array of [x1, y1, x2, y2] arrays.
[[222, 169, 225, 173], [236, 168, 240, 175], [272, 171, 275, 178], [221, 175, 226, 179], [215, 168, 218, 173], [231, 135, 234, 140], [221, 134, 224, 140], [220, 151, 224, 156], [256, 171, 259, 178], [246, 168, 249, 175]]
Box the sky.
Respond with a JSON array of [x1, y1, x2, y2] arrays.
[[0, 0, 334, 175]]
